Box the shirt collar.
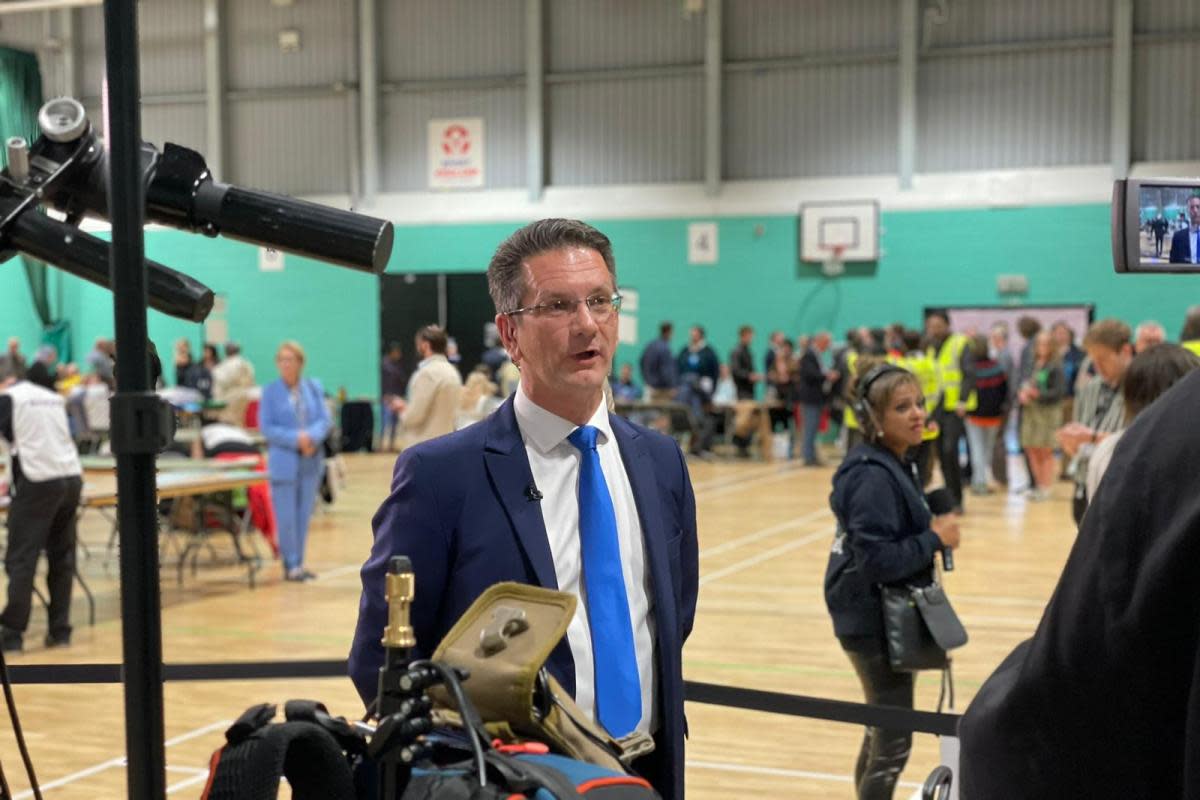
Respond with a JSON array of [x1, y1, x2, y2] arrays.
[[418, 354, 446, 370], [513, 383, 612, 455]]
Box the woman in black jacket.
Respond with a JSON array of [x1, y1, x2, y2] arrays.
[[823, 358, 961, 800]]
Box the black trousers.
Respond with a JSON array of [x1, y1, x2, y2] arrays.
[[934, 408, 967, 508], [1, 476, 82, 637], [843, 640, 916, 800]]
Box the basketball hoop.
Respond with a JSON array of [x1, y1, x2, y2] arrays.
[[822, 245, 846, 277]]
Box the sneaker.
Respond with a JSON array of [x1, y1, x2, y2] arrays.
[[44, 631, 71, 649], [285, 567, 317, 582], [0, 626, 23, 653]]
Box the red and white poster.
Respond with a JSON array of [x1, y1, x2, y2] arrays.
[[428, 118, 485, 189]]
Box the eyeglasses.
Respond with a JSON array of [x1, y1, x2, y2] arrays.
[[504, 293, 623, 321]]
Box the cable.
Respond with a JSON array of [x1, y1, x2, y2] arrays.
[[0, 647, 42, 800], [0, 734, 11, 800], [410, 660, 488, 787]]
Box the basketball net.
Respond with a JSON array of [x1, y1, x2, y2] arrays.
[[822, 245, 846, 277]]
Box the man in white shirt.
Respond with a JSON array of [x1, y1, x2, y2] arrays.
[[351, 219, 698, 800], [211, 342, 256, 425], [390, 325, 463, 449], [0, 361, 83, 652]]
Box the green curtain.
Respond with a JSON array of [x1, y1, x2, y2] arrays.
[[0, 47, 70, 361]]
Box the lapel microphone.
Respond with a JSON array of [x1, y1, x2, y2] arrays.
[[524, 482, 543, 502]]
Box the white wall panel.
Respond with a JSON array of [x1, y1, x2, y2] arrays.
[[1135, 0, 1200, 34], [228, 96, 355, 196], [381, 87, 525, 191], [548, 76, 703, 185], [919, 49, 1111, 171], [382, 0, 524, 81], [726, 0, 897, 61], [142, 102, 206, 154], [1133, 41, 1200, 161], [548, 0, 704, 72], [138, 0, 205, 95], [726, 62, 898, 179], [923, 0, 1111, 47], [226, 0, 354, 90]]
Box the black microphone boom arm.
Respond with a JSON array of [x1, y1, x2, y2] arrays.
[[1, 97, 394, 323]]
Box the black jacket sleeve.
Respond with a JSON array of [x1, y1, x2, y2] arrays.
[[1037, 364, 1066, 404], [730, 346, 754, 383], [0, 395, 12, 443], [799, 350, 824, 386], [959, 344, 977, 401], [841, 463, 941, 585]]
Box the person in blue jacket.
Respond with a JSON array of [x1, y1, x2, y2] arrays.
[[823, 358, 961, 800], [259, 340, 331, 582]]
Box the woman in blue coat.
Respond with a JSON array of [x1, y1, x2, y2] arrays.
[[823, 358, 961, 800], [259, 341, 331, 581]]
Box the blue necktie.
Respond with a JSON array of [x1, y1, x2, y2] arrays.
[[567, 425, 641, 737]]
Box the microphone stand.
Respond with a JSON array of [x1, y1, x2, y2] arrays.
[[104, 2, 167, 796], [0, 7, 395, 795], [377, 556, 417, 799]]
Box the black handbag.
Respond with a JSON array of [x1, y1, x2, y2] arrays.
[[881, 581, 968, 672]]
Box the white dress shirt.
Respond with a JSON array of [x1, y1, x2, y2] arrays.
[[513, 384, 657, 737]]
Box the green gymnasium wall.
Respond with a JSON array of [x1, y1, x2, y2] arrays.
[[0, 264, 45, 362], [2, 202, 1196, 400]]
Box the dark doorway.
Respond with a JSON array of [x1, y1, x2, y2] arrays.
[[445, 274, 495, 378], [379, 272, 493, 381]]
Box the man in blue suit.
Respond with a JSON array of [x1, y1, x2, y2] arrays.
[[350, 219, 699, 800], [1168, 195, 1200, 264]]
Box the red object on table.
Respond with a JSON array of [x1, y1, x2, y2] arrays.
[[213, 452, 277, 556]]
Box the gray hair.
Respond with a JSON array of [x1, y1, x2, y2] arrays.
[[1135, 320, 1165, 339], [487, 219, 616, 314]]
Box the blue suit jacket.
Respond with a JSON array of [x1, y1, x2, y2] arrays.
[[1169, 228, 1197, 264], [259, 378, 332, 482], [349, 397, 699, 800]]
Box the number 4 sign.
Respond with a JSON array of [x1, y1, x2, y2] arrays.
[[688, 222, 718, 264]]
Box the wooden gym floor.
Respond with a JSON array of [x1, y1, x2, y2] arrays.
[[0, 449, 1077, 798]]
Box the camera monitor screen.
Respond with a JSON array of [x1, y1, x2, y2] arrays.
[[1113, 179, 1200, 273]]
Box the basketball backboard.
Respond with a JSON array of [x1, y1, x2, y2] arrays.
[[799, 200, 880, 262]]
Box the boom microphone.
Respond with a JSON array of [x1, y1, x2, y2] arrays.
[[0, 194, 214, 322], [926, 488, 956, 572], [26, 99, 393, 275]]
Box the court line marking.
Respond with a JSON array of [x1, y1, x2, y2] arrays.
[[308, 471, 828, 581], [699, 526, 831, 587], [316, 563, 362, 581], [695, 467, 808, 502], [13, 719, 232, 799], [690, 463, 799, 492], [166, 772, 213, 794], [699, 509, 831, 560], [165, 765, 208, 775], [687, 758, 921, 789]]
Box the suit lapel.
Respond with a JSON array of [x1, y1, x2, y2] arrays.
[[610, 414, 677, 628], [483, 398, 558, 590], [272, 380, 300, 427]]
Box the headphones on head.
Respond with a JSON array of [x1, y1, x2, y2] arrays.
[[853, 363, 910, 434]]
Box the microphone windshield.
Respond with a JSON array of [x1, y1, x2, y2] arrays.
[[926, 488, 956, 516]]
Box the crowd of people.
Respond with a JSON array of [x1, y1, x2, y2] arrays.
[[605, 305, 1200, 514]]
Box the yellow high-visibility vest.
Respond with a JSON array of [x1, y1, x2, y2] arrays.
[[842, 350, 860, 430], [903, 351, 941, 441], [1183, 340, 1200, 357], [931, 333, 978, 413]]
